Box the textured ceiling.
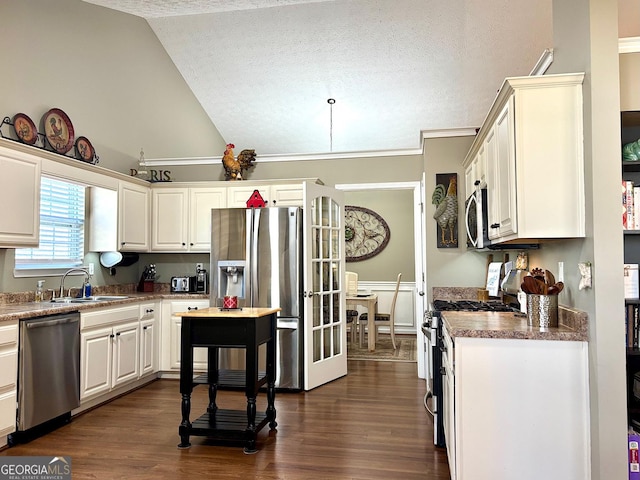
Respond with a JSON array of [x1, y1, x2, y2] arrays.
[[83, 0, 555, 155]]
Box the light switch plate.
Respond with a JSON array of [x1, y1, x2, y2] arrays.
[[557, 262, 564, 282]]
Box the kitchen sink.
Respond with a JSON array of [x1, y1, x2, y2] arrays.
[[49, 295, 129, 304]]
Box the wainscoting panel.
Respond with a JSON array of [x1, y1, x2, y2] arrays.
[[355, 281, 416, 334]]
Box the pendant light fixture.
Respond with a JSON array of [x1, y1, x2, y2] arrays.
[[327, 98, 335, 152], [135, 147, 149, 180]]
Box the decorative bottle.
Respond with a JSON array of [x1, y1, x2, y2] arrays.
[[35, 280, 45, 302]]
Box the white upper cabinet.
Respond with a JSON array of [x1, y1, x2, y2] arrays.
[[151, 188, 189, 251], [118, 181, 150, 251], [188, 187, 226, 251], [0, 146, 41, 247], [464, 142, 486, 198], [151, 186, 226, 252], [226, 184, 270, 207], [226, 181, 311, 208], [464, 73, 586, 245]]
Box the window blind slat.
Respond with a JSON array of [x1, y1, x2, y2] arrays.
[[15, 177, 85, 269]]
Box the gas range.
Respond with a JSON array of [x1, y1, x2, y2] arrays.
[[423, 298, 521, 449]]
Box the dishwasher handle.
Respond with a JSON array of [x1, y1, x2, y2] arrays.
[[25, 316, 79, 329]]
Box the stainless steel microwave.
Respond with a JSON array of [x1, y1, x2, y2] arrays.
[[465, 186, 490, 249]]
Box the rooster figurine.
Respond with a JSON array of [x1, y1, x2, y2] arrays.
[[222, 143, 257, 180], [432, 175, 458, 246]]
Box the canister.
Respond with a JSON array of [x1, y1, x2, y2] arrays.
[[526, 294, 558, 328]]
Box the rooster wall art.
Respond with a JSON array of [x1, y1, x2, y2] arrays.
[[432, 173, 458, 248], [222, 143, 256, 180]]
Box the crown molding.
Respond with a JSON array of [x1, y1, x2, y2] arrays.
[[420, 128, 477, 140], [529, 48, 554, 76], [144, 147, 426, 166], [620, 37, 640, 54]]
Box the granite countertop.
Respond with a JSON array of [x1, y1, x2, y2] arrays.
[[442, 309, 588, 342], [178, 307, 281, 318], [0, 292, 209, 323]]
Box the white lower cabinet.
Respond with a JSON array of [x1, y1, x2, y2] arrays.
[[443, 324, 590, 480], [0, 321, 18, 447], [139, 302, 160, 377], [161, 299, 210, 372], [441, 327, 456, 479], [80, 305, 140, 402]]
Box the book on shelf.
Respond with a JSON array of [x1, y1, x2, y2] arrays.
[[630, 431, 640, 479], [623, 180, 640, 230], [626, 265, 640, 300], [625, 180, 636, 229], [628, 303, 640, 348]]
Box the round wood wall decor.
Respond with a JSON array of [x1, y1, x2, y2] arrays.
[[345, 205, 390, 262]]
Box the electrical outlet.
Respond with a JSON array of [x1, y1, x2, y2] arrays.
[[88, 263, 94, 275], [557, 261, 564, 282], [196, 263, 203, 271]]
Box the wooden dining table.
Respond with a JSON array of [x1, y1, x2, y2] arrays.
[[346, 293, 378, 351]]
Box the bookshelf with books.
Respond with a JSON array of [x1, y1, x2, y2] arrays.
[[623, 111, 640, 427]]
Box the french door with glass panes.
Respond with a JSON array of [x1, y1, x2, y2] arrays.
[[303, 182, 346, 390]]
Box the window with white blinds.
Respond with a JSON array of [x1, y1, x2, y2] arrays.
[[15, 176, 86, 271]]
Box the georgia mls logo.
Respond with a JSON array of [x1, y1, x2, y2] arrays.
[[0, 456, 72, 479]]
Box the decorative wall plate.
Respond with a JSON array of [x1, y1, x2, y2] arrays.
[[42, 108, 74, 154], [344, 205, 390, 262], [75, 136, 95, 162], [12, 113, 38, 145]]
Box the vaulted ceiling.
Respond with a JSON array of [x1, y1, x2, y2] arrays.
[[81, 1, 635, 156]]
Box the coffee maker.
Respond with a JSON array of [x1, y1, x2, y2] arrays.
[[196, 265, 208, 293]]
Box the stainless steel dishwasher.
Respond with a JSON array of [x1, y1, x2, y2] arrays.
[[17, 312, 80, 432]]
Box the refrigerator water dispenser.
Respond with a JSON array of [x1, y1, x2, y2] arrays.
[[217, 260, 246, 301]]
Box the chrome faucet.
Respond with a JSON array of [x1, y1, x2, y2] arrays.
[[59, 268, 90, 298]]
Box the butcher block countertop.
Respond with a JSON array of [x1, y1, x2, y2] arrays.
[[442, 309, 588, 342]]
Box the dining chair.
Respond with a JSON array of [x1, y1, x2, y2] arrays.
[[358, 273, 401, 350], [346, 309, 359, 343]]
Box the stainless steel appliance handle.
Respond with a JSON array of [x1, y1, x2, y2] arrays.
[[26, 317, 79, 329], [465, 193, 477, 247]]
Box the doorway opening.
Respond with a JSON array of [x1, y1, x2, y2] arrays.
[[335, 180, 427, 378]]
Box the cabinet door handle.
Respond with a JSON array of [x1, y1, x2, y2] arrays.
[[474, 180, 480, 186], [490, 223, 500, 229], [146, 309, 154, 313], [188, 306, 198, 310], [116, 332, 121, 336], [110, 334, 115, 338], [143, 326, 148, 330], [440, 366, 446, 376]]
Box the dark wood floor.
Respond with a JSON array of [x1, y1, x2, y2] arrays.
[[1, 361, 450, 479]]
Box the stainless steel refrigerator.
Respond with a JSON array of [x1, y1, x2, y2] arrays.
[[210, 207, 303, 390]]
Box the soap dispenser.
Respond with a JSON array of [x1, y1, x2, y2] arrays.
[[35, 280, 45, 302]]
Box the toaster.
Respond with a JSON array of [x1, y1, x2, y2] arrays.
[[171, 276, 197, 293]]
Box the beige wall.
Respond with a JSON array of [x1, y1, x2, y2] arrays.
[[621, 52, 640, 111], [423, 136, 495, 300], [343, 189, 415, 282], [165, 153, 424, 186], [547, 0, 627, 478], [0, 0, 226, 174]]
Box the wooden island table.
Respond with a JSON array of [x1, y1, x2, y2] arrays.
[[177, 307, 280, 453]]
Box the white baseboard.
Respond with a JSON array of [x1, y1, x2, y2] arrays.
[[355, 281, 416, 333]]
